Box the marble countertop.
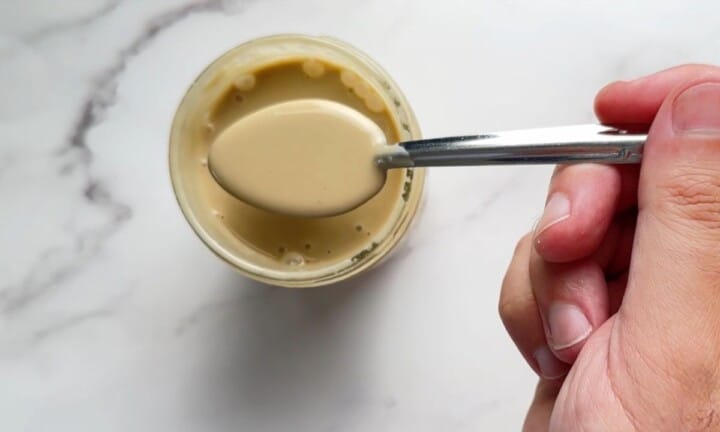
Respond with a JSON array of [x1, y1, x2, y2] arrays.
[[2, 0, 719, 430]]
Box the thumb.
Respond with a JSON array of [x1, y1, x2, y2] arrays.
[[622, 80, 720, 353]]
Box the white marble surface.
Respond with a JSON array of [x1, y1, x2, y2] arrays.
[[1, 0, 719, 430]]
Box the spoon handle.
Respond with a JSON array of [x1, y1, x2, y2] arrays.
[[378, 124, 646, 168]]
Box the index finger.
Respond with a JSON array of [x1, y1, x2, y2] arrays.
[[595, 64, 720, 125]]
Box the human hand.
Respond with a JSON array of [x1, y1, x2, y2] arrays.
[[499, 64, 720, 431]]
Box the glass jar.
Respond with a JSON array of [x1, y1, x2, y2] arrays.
[[169, 34, 425, 287]]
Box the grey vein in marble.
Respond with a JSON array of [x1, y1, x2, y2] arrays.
[[0, 189, 130, 314], [26, 289, 132, 346], [463, 176, 521, 222], [175, 286, 273, 336], [1, 0, 236, 315], [61, 0, 229, 165], [31, 308, 115, 343]]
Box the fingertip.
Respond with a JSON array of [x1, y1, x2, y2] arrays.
[[594, 80, 631, 122], [529, 260, 607, 364], [533, 346, 569, 380], [534, 165, 621, 263], [594, 64, 720, 125], [550, 338, 585, 364]]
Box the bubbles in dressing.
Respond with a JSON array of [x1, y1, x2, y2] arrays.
[[181, 58, 410, 268]]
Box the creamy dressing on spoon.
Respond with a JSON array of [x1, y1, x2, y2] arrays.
[[209, 99, 390, 217]]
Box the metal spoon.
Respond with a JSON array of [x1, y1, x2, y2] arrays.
[[377, 124, 645, 169], [208, 98, 646, 218]]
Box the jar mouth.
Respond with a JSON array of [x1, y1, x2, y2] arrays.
[[169, 34, 425, 287]]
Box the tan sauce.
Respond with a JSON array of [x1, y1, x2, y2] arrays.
[[209, 99, 388, 217], [188, 59, 411, 268]]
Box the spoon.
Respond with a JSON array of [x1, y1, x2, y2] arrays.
[[208, 99, 645, 218]]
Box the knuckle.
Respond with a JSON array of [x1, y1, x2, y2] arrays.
[[498, 288, 540, 346], [514, 232, 533, 255], [677, 354, 720, 431], [498, 274, 513, 320], [498, 295, 527, 329], [498, 277, 520, 323], [499, 283, 532, 326], [675, 63, 720, 77], [499, 233, 534, 326], [682, 406, 720, 432], [659, 165, 720, 230], [497, 291, 517, 323]]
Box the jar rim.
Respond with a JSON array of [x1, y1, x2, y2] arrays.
[[169, 34, 425, 287]]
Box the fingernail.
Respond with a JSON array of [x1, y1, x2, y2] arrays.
[[673, 82, 720, 135], [536, 193, 570, 234], [533, 346, 568, 379], [547, 303, 592, 350]]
